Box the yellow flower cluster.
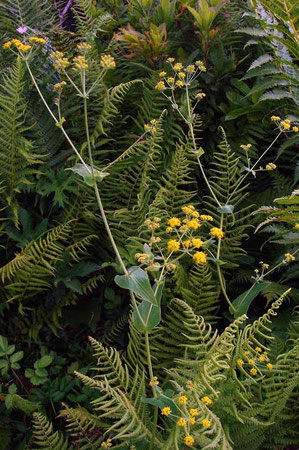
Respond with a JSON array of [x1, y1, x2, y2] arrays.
[[210, 227, 224, 239], [77, 42, 92, 51], [73, 55, 88, 70], [240, 143, 252, 151], [155, 81, 166, 90], [201, 396, 213, 405], [195, 60, 207, 72], [284, 253, 295, 263], [144, 119, 158, 134], [186, 64, 196, 73], [2, 39, 31, 52], [178, 395, 188, 404], [155, 60, 207, 93], [50, 51, 70, 70], [185, 435, 194, 447], [195, 92, 206, 100], [135, 253, 150, 263], [193, 251, 207, 264], [161, 406, 171, 416], [271, 116, 298, 132], [53, 81, 67, 92], [145, 217, 161, 231], [265, 162, 276, 171], [177, 418, 186, 426], [238, 348, 274, 376], [100, 54, 116, 69], [200, 214, 213, 221], [167, 240, 180, 252], [202, 418, 211, 428], [168, 217, 181, 227], [29, 36, 47, 44]]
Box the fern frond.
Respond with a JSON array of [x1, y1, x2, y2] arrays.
[[31, 412, 70, 450]]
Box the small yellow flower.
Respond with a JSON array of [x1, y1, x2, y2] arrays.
[[284, 253, 295, 263], [155, 81, 166, 91], [201, 396, 213, 405], [178, 71, 186, 79], [166, 57, 175, 63], [186, 219, 201, 230], [149, 236, 161, 244], [176, 80, 184, 88], [193, 251, 207, 264], [210, 227, 224, 239], [255, 347, 262, 352], [149, 377, 159, 387], [195, 60, 206, 71], [145, 218, 160, 231], [259, 356, 265, 362], [248, 359, 255, 366], [266, 162, 276, 171], [191, 210, 200, 218], [73, 55, 88, 70], [77, 42, 92, 51], [159, 71, 167, 77], [182, 205, 195, 215], [168, 217, 181, 227], [178, 395, 188, 405], [195, 92, 206, 100], [135, 253, 150, 264], [29, 36, 47, 44], [186, 64, 196, 73], [202, 418, 211, 428], [165, 263, 177, 272], [177, 418, 186, 426], [166, 226, 173, 233], [2, 41, 12, 49], [244, 351, 250, 356], [185, 435, 194, 447], [191, 238, 203, 249], [18, 44, 31, 52], [267, 363, 273, 370], [250, 368, 257, 376], [237, 359, 244, 366], [167, 240, 180, 252], [53, 81, 67, 92], [189, 417, 196, 425], [11, 39, 22, 48], [295, 224, 299, 229], [271, 115, 281, 122], [200, 215, 213, 221], [167, 77, 174, 84], [240, 144, 252, 151], [161, 407, 171, 416], [183, 240, 191, 248], [293, 126, 298, 132], [100, 54, 116, 69], [280, 120, 291, 130], [189, 408, 199, 417], [173, 62, 183, 71]]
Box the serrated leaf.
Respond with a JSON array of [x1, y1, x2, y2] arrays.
[[248, 54, 273, 71]]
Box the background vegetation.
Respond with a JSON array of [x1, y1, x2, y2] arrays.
[[0, 0, 298, 449]]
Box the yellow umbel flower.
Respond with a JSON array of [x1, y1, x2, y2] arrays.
[[186, 64, 196, 73], [244, 350, 250, 356], [186, 219, 201, 230], [195, 60, 206, 71], [77, 42, 92, 51], [200, 214, 213, 221], [11, 39, 22, 48], [255, 347, 262, 352], [182, 205, 195, 215], [284, 253, 295, 263], [167, 240, 180, 252], [173, 62, 183, 71], [159, 71, 167, 77], [201, 396, 213, 405], [195, 92, 206, 100], [280, 120, 291, 130], [191, 210, 200, 218], [237, 359, 244, 366], [73, 55, 88, 70], [166, 227, 173, 233], [168, 217, 181, 227], [193, 251, 207, 264], [29, 36, 47, 44], [191, 238, 203, 249], [183, 240, 191, 248], [295, 224, 299, 229], [240, 144, 252, 150], [259, 356, 265, 362], [210, 227, 224, 239], [161, 406, 171, 416], [135, 253, 150, 264], [100, 54, 116, 69], [293, 126, 298, 132], [149, 377, 159, 387], [178, 395, 188, 405], [271, 115, 281, 122], [185, 435, 194, 447], [50, 51, 70, 70], [248, 359, 255, 366], [178, 71, 186, 79], [166, 57, 175, 63], [202, 418, 211, 428], [266, 162, 276, 171], [155, 81, 166, 90], [176, 80, 184, 87], [189, 417, 196, 425], [189, 408, 199, 417], [167, 77, 174, 84], [2, 41, 12, 49], [53, 81, 67, 92], [250, 368, 257, 376], [267, 363, 273, 370], [177, 418, 186, 426], [18, 44, 32, 52]]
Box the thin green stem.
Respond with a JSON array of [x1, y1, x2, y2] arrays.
[[216, 214, 234, 310]]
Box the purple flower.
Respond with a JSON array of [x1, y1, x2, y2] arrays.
[[16, 26, 28, 34]]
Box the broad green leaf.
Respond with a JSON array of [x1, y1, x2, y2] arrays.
[[217, 204, 234, 214], [8, 384, 17, 395], [115, 266, 157, 305], [132, 300, 161, 332], [36, 355, 53, 369], [69, 164, 109, 187], [230, 282, 270, 318], [0, 336, 8, 355], [10, 351, 24, 364]]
